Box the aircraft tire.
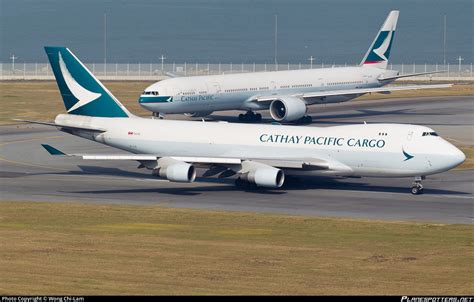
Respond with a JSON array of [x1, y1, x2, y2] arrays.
[[411, 184, 424, 195]]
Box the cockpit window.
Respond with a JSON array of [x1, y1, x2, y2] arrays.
[[422, 132, 438, 137], [142, 91, 159, 96]]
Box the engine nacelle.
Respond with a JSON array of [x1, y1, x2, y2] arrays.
[[184, 111, 213, 118], [241, 165, 285, 188], [269, 96, 307, 122], [152, 158, 196, 183]]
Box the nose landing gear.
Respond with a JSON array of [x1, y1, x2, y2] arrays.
[[411, 176, 425, 195], [238, 111, 262, 123]]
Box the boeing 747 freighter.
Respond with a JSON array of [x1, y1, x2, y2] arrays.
[[139, 11, 450, 123], [20, 47, 464, 195]]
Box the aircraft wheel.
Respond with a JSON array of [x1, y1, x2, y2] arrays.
[[255, 113, 262, 122], [411, 184, 424, 195]]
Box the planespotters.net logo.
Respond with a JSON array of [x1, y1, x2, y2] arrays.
[[402, 297, 473, 302]]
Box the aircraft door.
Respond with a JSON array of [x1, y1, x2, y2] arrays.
[[208, 82, 221, 96], [270, 81, 277, 91], [206, 82, 221, 109]]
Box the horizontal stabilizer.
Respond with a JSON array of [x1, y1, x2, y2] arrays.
[[41, 144, 66, 156], [14, 119, 106, 132], [378, 70, 447, 81]]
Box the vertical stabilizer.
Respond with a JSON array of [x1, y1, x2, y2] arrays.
[[360, 10, 399, 69], [44, 47, 132, 118]]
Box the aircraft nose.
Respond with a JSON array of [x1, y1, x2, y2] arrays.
[[449, 145, 466, 167]]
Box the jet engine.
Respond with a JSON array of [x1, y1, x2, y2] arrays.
[[240, 162, 285, 188], [184, 111, 213, 118], [269, 96, 307, 122], [152, 158, 196, 183]]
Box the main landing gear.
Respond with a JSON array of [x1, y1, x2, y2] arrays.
[[411, 176, 425, 195], [238, 111, 262, 122], [152, 112, 165, 119]]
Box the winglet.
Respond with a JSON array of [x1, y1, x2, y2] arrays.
[[41, 144, 66, 156]]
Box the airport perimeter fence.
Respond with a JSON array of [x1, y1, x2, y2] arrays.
[[1, 62, 473, 81]]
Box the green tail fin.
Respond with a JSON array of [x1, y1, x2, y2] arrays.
[[44, 46, 131, 118]]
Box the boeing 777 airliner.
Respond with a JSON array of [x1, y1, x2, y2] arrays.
[[139, 11, 450, 123], [20, 47, 464, 195]]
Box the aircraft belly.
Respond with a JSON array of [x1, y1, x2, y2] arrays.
[[345, 152, 437, 177], [209, 94, 247, 111]]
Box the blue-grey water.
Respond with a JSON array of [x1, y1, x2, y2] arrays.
[[1, 0, 472, 64]]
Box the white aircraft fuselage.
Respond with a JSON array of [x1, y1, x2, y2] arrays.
[[139, 66, 393, 114], [55, 113, 465, 179]]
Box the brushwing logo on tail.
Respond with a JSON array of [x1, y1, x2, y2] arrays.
[[372, 30, 393, 62], [365, 30, 394, 64], [58, 52, 102, 112]]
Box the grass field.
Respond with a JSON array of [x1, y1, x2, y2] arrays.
[[0, 201, 472, 295], [0, 81, 153, 124], [0, 81, 472, 125]]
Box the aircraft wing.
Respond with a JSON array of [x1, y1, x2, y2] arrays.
[[41, 144, 347, 172], [41, 145, 241, 163], [254, 83, 452, 102]]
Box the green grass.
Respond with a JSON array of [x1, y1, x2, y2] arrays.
[[0, 81, 472, 125], [0, 81, 153, 124], [0, 201, 472, 295]]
